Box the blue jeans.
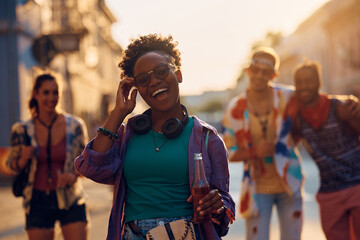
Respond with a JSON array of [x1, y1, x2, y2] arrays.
[[123, 216, 200, 240], [246, 190, 303, 240]]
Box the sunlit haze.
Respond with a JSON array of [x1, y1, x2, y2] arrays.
[[106, 0, 329, 96]]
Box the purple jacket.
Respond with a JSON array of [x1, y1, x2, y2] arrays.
[[75, 115, 235, 240]]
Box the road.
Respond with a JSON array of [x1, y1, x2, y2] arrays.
[[0, 149, 326, 240]]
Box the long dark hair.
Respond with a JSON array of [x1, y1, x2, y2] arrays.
[[29, 73, 57, 117]]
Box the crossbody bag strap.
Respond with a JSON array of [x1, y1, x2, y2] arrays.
[[164, 223, 175, 240]]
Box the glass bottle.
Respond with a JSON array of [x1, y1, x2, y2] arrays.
[[191, 153, 211, 223]]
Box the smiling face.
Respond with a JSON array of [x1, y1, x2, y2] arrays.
[[33, 79, 59, 114], [246, 56, 277, 92], [295, 67, 320, 106], [133, 52, 182, 112]]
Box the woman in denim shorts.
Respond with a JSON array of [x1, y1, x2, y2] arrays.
[[7, 72, 88, 240], [75, 34, 235, 240]]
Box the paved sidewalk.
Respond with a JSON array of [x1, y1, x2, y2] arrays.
[[0, 154, 326, 239], [0, 178, 112, 240]]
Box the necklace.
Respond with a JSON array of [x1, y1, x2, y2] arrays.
[[151, 130, 168, 152], [248, 89, 273, 139], [36, 114, 58, 194], [254, 112, 270, 139], [37, 114, 58, 128]]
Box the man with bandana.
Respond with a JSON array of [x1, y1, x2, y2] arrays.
[[222, 47, 304, 240], [287, 61, 360, 240]]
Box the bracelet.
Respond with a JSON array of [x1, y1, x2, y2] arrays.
[[97, 129, 117, 142], [97, 127, 119, 141]]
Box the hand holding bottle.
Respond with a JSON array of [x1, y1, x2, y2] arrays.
[[187, 189, 225, 217], [190, 153, 226, 222]]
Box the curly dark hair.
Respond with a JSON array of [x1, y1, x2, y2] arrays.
[[118, 34, 181, 78]]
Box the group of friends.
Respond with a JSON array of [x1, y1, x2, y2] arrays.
[[6, 34, 360, 240]]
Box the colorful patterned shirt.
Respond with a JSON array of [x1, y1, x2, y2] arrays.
[[222, 84, 304, 218]]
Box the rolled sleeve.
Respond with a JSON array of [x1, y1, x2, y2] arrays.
[[75, 139, 120, 185]]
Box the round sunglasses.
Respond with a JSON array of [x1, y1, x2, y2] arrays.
[[134, 63, 174, 87]]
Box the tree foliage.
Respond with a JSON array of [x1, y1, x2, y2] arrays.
[[251, 31, 283, 50]]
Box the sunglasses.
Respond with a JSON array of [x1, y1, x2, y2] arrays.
[[134, 63, 174, 87], [248, 65, 274, 77]]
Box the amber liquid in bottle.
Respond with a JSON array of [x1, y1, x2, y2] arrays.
[[191, 153, 211, 223]]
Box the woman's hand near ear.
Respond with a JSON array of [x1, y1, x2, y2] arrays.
[[92, 79, 137, 153], [115, 78, 137, 116]]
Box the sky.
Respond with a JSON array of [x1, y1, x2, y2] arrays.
[[106, 0, 329, 96]]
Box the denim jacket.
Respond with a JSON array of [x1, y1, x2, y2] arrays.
[[75, 115, 235, 240]]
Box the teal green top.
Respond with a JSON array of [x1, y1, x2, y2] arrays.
[[124, 117, 194, 223]]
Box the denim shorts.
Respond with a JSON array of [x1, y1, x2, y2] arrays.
[[123, 216, 200, 240], [26, 189, 88, 229]]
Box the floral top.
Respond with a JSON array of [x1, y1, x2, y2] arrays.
[[222, 84, 304, 218], [6, 113, 88, 213], [75, 115, 235, 240]]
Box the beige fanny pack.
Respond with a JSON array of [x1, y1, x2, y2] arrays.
[[146, 219, 195, 240]]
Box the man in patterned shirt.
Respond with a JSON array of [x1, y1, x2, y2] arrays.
[[222, 47, 304, 240]]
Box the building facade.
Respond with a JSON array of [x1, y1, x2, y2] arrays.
[[323, 0, 360, 95], [0, 0, 122, 175], [274, 0, 360, 97]]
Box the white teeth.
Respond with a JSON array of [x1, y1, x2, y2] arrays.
[[152, 88, 167, 97]]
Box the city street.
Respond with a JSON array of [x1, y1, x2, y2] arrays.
[[0, 149, 326, 240], [0, 0, 357, 239]]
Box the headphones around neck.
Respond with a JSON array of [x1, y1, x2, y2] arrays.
[[130, 105, 189, 139]]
